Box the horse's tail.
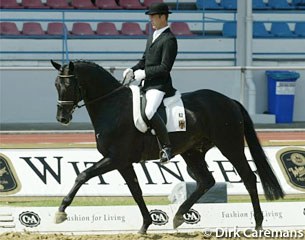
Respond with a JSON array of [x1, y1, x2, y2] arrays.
[[235, 101, 285, 200]]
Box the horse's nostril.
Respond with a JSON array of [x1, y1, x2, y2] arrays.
[[57, 116, 68, 124]]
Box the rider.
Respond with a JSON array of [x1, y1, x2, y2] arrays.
[[123, 2, 177, 164]]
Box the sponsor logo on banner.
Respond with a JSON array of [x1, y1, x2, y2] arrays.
[[276, 147, 305, 192], [0, 154, 21, 195], [19, 211, 41, 227], [183, 209, 201, 224], [149, 209, 169, 226], [1, 147, 305, 196]]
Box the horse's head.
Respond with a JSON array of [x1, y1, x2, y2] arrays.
[[51, 60, 81, 125]]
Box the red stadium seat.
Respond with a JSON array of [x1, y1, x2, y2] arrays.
[[0, 0, 23, 8], [96, 22, 120, 36], [0, 22, 21, 35], [71, 22, 95, 35], [46, 0, 73, 9], [143, 0, 163, 8], [119, 0, 146, 9], [95, 0, 122, 9], [22, 0, 50, 8], [22, 22, 46, 35], [71, 0, 97, 9], [145, 22, 154, 35], [170, 22, 194, 36], [47, 22, 68, 35], [121, 22, 144, 36]]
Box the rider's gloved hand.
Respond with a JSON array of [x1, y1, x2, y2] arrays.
[[123, 68, 134, 79], [134, 69, 146, 81]]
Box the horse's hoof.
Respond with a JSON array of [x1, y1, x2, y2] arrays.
[[255, 226, 263, 231], [54, 211, 67, 224], [137, 229, 147, 235], [173, 214, 184, 229]]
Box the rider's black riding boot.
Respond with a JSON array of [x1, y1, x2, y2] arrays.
[[149, 113, 173, 164]]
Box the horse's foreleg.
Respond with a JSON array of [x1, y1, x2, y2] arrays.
[[119, 165, 152, 234], [174, 150, 215, 229], [55, 157, 115, 224]]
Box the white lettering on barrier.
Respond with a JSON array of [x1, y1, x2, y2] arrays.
[[0, 202, 304, 234], [0, 146, 304, 196]]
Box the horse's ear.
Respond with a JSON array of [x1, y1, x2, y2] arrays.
[[69, 61, 74, 72], [51, 60, 61, 71]]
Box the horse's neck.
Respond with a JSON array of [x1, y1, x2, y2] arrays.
[[76, 64, 122, 130], [77, 64, 121, 100]]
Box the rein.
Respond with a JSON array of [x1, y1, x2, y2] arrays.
[[76, 84, 127, 108]]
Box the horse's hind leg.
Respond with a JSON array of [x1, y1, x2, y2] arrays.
[[55, 157, 115, 223], [219, 147, 263, 230], [173, 149, 215, 229], [119, 165, 152, 234]]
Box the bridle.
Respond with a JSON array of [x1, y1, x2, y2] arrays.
[[57, 74, 80, 114], [57, 73, 130, 112]]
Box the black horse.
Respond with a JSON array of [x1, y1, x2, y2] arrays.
[[51, 60, 284, 234]]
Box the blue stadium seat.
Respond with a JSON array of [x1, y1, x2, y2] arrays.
[[252, 0, 271, 9], [292, 0, 305, 9], [253, 22, 273, 37], [294, 22, 305, 37], [270, 22, 296, 37], [222, 22, 236, 37], [221, 0, 237, 10], [268, 0, 294, 9], [196, 0, 223, 10]]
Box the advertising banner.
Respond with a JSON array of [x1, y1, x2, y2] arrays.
[[0, 202, 304, 235], [0, 146, 304, 196]]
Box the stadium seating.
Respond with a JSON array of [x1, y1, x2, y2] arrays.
[[121, 22, 144, 35], [294, 22, 305, 36], [46, 0, 73, 9], [268, 0, 294, 9], [292, 0, 305, 9], [145, 23, 154, 35], [71, 22, 95, 35], [221, 0, 237, 10], [47, 22, 68, 35], [170, 22, 194, 36], [222, 21, 236, 37], [119, 0, 146, 9], [0, 22, 21, 35], [96, 22, 120, 35], [95, 0, 122, 9], [252, 0, 271, 9], [0, 0, 23, 8], [143, 0, 163, 8], [270, 22, 296, 37], [253, 22, 273, 37], [71, 0, 97, 9], [22, 22, 46, 35], [196, 0, 223, 10], [22, 0, 49, 8]]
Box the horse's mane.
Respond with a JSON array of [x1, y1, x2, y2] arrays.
[[72, 60, 120, 85], [73, 60, 105, 72]]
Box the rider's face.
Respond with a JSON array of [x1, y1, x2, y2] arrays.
[[149, 14, 167, 30]]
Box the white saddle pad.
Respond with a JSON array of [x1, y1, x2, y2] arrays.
[[129, 85, 186, 133]]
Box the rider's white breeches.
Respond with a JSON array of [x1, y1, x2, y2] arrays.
[[145, 89, 165, 120]]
